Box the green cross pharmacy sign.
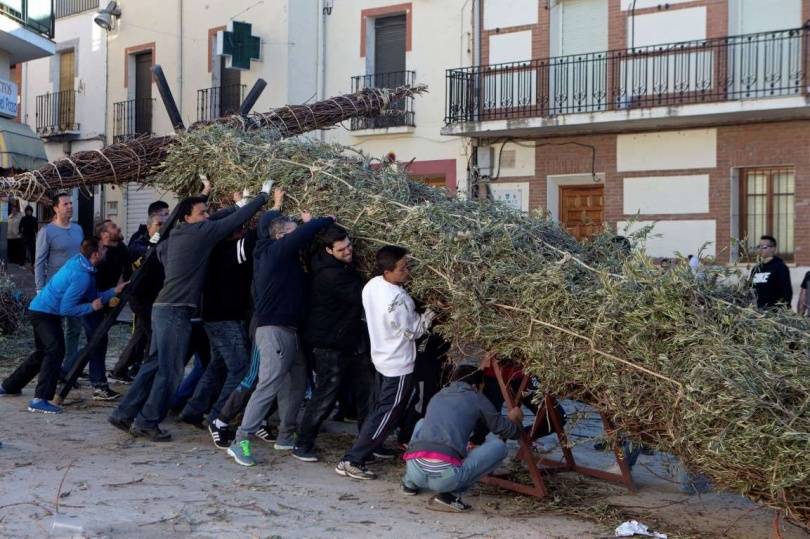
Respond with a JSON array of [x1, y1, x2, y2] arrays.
[[216, 21, 262, 71]]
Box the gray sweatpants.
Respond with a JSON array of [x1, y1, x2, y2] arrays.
[[235, 326, 307, 444]]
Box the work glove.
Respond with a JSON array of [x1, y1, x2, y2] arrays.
[[149, 232, 161, 244], [423, 308, 437, 328], [261, 178, 274, 194]]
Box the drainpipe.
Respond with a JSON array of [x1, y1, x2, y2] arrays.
[[177, 0, 184, 120], [317, 0, 328, 141]]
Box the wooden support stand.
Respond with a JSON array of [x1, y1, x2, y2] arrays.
[[480, 357, 635, 497]]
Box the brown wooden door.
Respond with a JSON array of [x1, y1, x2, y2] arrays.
[[559, 185, 604, 241]]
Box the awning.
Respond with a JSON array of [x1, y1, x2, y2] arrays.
[[0, 118, 48, 171]]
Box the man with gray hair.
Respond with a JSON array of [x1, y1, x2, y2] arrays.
[[227, 205, 334, 466]]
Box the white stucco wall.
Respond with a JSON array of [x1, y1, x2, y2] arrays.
[[483, 0, 538, 30], [617, 129, 717, 172], [629, 7, 707, 47], [623, 175, 710, 215], [619, 219, 717, 258], [322, 0, 471, 196]]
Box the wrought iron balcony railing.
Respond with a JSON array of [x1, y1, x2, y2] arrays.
[[55, 0, 98, 18], [196, 84, 246, 122], [36, 89, 79, 136], [113, 98, 154, 143], [0, 0, 55, 38], [350, 70, 416, 130], [445, 27, 809, 125]]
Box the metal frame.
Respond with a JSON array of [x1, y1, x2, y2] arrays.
[[480, 357, 635, 497]]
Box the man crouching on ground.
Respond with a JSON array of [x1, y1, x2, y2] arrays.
[[401, 364, 523, 512]]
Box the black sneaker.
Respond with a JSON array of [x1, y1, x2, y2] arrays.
[[130, 424, 172, 442], [108, 415, 132, 433], [401, 482, 419, 496], [108, 372, 133, 385], [93, 386, 120, 401], [372, 446, 398, 460], [209, 423, 233, 449], [292, 446, 319, 462], [428, 493, 471, 512], [255, 425, 276, 443]]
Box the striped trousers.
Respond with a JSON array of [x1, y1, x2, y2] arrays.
[[342, 372, 414, 464]]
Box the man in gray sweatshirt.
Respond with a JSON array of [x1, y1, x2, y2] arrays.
[[109, 179, 273, 441], [34, 193, 84, 366], [402, 364, 523, 512]]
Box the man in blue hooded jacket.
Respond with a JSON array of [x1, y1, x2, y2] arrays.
[[0, 239, 126, 414]]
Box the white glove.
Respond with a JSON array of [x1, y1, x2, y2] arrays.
[[235, 199, 247, 208], [423, 308, 437, 328], [261, 179, 274, 194], [149, 232, 161, 244]]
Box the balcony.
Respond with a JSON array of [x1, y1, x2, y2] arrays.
[[113, 98, 153, 143], [0, 0, 53, 37], [35, 89, 79, 137], [350, 70, 415, 131], [0, 0, 55, 63], [55, 0, 98, 19], [196, 84, 245, 122], [443, 27, 810, 138]]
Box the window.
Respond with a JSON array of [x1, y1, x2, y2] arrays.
[[739, 166, 794, 260]]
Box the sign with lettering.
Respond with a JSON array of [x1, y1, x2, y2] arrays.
[[0, 79, 18, 119], [216, 21, 261, 71]]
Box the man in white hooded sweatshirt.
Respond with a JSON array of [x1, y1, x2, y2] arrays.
[[335, 245, 435, 480]]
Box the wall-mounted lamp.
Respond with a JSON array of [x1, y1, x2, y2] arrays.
[[94, 1, 122, 31]]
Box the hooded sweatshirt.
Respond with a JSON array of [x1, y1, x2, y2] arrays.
[[405, 381, 521, 461], [29, 253, 116, 317]]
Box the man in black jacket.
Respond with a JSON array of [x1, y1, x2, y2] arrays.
[[110, 212, 166, 382], [750, 235, 793, 310], [292, 225, 374, 462]]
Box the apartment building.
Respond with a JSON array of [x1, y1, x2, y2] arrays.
[[18, 0, 107, 236], [0, 0, 54, 257], [321, 1, 472, 195], [442, 0, 810, 284]]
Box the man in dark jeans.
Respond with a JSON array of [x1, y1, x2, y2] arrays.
[[109, 180, 272, 442], [292, 225, 374, 462], [61, 220, 131, 400], [0, 239, 125, 413], [110, 212, 166, 382], [179, 197, 273, 427]]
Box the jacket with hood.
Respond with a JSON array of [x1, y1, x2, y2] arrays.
[[303, 249, 365, 351], [405, 381, 521, 460], [29, 253, 116, 317]]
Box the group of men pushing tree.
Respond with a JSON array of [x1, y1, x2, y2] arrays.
[[0, 178, 525, 513]]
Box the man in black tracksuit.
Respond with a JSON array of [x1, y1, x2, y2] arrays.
[[750, 235, 793, 310], [292, 225, 374, 462]]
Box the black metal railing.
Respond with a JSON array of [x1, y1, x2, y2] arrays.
[[446, 27, 809, 124], [35, 90, 79, 135], [55, 0, 97, 18], [113, 98, 154, 143], [350, 70, 416, 130], [196, 84, 246, 122], [0, 0, 55, 38]]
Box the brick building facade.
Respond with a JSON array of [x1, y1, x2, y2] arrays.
[[443, 0, 810, 279]]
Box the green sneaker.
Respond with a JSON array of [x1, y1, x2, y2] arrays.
[[227, 439, 256, 467]]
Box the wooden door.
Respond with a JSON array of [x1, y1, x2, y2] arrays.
[[134, 52, 153, 134], [559, 185, 604, 241], [58, 50, 75, 128]]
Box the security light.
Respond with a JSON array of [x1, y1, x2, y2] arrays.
[[94, 1, 122, 31]]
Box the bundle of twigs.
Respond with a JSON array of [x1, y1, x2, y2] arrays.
[[0, 85, 426, 202], [0, 272, 25, 335], [152, 127, 810, 529]]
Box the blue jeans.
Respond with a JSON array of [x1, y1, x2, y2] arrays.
[[403, 419, 508, 495], [61, 312, 108, 387], [112, 305, 193, 429], [182, 320, 249, 421], [171, 355, 206, 411]]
